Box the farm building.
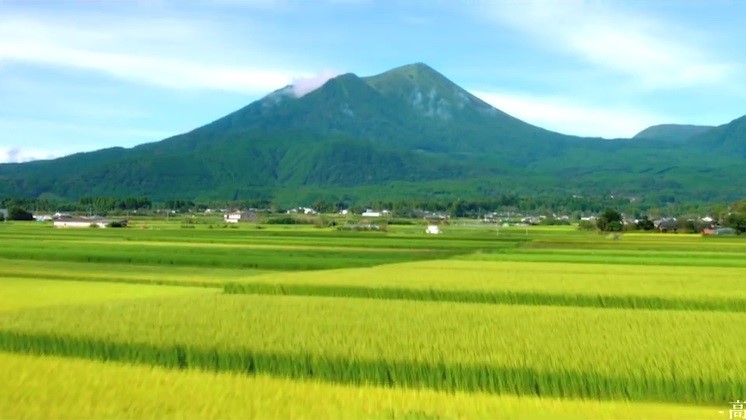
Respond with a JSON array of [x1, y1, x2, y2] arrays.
[[361, 209, 381, 217], [656, 218, 678, 233], [53, 218, 107, 228], [426, 225, 441, 234], [0, 208, 7, 220], [53, 217, 125, 228], [224, 211, 257, 223], [361, 209, 390, 218]]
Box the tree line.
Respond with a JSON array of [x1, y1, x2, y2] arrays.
[[2, 195, 745, 234]]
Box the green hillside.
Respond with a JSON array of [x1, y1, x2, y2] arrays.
[[633, 124, 714, 142], [687, 115, 746, 157], [0, 63, 744, 204]]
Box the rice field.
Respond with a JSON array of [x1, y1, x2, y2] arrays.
[[0, 221, 743, 417], [0, 352, 718, 419], [224, 260, 746, 311], [0, 278, 215, 312]]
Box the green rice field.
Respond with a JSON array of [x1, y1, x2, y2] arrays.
[[0, 220, 743, 418]]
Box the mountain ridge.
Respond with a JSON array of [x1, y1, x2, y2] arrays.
[[633, 124, 714, 142], [1, 62, 745, 204]]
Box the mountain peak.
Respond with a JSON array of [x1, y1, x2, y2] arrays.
[[366, 62, 448, 87], [363, 63, 495, 119], [384, 62, 438, 75]]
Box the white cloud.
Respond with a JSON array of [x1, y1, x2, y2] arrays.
[[473, 90, 666, 138], [0, 13, 298, 94], [481, 1, 736, 89], [0, 147, 59, 163], [292, 70, 342, 97]]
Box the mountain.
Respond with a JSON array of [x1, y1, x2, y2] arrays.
[[1, 63, 745, 205], [633, 124, 714, 142], [687, 116, 746, 157]]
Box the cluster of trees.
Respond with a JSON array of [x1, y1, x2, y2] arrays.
[[596, 209, 624, 232], [592, 200, 746, 234], [2, 194, 746, 235], [726, 200, 746, 234], [80, 196, 152, 212], [1, 207, 34, 221], [1, 197, 152, 214], [308, 195, 634, 219]]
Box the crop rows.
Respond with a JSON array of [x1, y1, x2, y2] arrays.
[[0, 278, 214, 313], [224, 281, 746, 312], [460, 249, 746, 267], [0, 294, 742, 404], [1, 352, 716, 419], [0, 239, 453, 271], [222, 260, 746, 311]]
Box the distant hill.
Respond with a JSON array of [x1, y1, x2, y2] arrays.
[[0, 63, 745, 205], [687, 116, 746, 157], [633, 124, 714, 142]]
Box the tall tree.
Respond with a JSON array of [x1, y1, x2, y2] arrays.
[[596, 208, 623, 232]]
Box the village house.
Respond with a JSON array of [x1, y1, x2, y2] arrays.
[[34, 214, 54, 222], [361, 209, 381, 217], [287, 207, 317, 215], [361, 209, 390, 218], [53, 216, 124, 229], [418, 211, 449, 221], [224, 211, 257, 223], [655, 218, 678, 233], [0, 208, 7, 220]]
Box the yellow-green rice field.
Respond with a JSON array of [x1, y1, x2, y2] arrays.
[[0, 221, 743, 418]]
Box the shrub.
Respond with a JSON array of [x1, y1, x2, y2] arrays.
[[577, 220, 596, 231], [266, 217, 300, 225]]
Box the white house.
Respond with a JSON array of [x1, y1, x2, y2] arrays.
[[362, 209, 388, 217], [53, 218, 109, 228], [339, 209, 349, 215], [224, 211, 256, 223], [361, 210, 380, 217], [426, 225, 441, 234]]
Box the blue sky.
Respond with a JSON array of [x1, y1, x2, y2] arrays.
[[1, 0, 745, 163]]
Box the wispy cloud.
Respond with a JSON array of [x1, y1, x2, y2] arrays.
[[473, 90, 667, 138], [292, 70, 342, 97], [0, 13, 299, 94], [0, 147, 58, 163], [481, 1, 736, 89]]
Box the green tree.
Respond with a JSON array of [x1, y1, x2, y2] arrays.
[[636, 216, 655, 231], [725, 200, 746, 234], [726, 213, 746, 234], [596, 208, 623, 232], [8, 207, 34, 221]]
